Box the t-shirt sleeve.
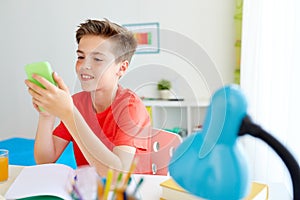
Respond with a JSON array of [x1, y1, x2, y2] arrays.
[[53, 121, 72, 141]]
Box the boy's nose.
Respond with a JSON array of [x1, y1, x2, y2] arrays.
[[80, 61, 92, 70]]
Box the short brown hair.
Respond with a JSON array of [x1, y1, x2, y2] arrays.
[[76, 19, 137, 63]]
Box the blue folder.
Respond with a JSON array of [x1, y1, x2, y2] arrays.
[[0, 137, 76, 169]]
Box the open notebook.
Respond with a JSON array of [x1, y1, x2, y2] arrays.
[[5, 163, 141, 200], [5, 164, 75, 200]]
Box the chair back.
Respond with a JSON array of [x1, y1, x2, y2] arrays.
[[149, 128, 182, 175]]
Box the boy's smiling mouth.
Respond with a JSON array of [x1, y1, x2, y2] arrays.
[[81, 74, 94, 80]]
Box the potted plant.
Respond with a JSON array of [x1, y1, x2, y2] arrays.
[[157, 79, 172, 99]]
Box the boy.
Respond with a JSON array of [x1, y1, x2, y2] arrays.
[[25, 19, 151, 176]]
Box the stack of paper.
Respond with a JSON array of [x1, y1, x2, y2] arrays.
[[160, 178, 269, 200]]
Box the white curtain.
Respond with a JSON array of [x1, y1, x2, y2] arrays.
[[240, 0, 299, 195]]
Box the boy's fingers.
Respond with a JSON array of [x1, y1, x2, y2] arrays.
[[31, 74, 54, 90], [53, 72, 69, 92], [25, 79, 44, 95]]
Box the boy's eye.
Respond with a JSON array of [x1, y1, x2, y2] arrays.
[[94, 58, 103, 62], [77, 56, 84, 59]]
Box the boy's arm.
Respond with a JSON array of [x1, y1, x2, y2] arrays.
[[34, 114, 69, 164], [62, 107, 135, 176], [25, 73, 71, 165]]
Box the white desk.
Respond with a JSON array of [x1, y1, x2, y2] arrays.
[[0, 165, 292, 200], [0, 165, 169, 200]]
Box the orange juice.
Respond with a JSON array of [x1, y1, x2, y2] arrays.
[[0, 155, 8, 181]]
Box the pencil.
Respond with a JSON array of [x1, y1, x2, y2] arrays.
[[112, 171, 124, 199], [103, 168, 113, 200], [97, 178, 104, 200], [115, 188, 125, 200], [123, 159, 137, 188]]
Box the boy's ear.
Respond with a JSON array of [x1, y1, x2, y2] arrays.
[[117, 60, 129, 76]]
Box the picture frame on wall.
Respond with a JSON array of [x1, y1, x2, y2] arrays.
[[123, 22, 160, 54]]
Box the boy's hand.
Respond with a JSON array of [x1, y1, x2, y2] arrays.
[[25, 72, 73, 120]]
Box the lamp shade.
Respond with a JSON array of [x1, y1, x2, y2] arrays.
[[169, 85, 251, 199]]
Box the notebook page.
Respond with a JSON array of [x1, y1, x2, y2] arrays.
[[5, 164, 74, 200]]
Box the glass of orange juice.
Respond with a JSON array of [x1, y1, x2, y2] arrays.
[[0, 149, 9, 182]]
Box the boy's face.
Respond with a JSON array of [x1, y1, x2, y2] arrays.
[[76, 35, 125, 92]]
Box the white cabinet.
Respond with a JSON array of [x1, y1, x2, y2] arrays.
[[143, 100, 209, 137]]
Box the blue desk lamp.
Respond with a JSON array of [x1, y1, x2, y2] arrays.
[[169, 84, 300, 200]]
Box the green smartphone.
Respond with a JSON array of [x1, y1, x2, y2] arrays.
[[25, 61, 57, 112], [24, 61, 57, 88]]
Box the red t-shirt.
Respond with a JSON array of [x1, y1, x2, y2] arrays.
[[53, 85, 152, 173]]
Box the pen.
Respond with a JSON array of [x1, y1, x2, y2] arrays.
[[103, 168, 113, 200], [132, 177, 144, 197], [123, 190, 127, 200], [69, 175, 83, 200], [71, 183, 83, 200], [127, 177, 132, 187]]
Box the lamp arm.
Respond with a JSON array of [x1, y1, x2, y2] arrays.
[[238, 115, 300, 200]]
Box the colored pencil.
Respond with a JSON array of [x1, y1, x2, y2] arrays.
[[103, 168, 113, 200]]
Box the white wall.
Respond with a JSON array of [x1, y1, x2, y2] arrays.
[[0, 0, 235, 140]]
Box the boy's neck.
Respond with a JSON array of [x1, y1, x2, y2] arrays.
[[91, 85, 119, 113]]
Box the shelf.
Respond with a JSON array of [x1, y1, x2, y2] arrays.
[[143, 100, 209, 136], [143, 100, 209, 107]]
